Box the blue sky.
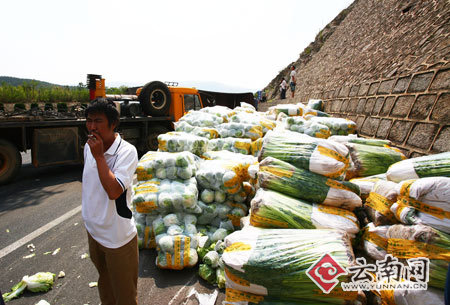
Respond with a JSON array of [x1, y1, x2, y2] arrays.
[[1, 0, 353, 92]]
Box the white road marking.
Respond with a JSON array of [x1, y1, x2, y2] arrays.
[[167, 274, 197, 305], [0, 205, 82, 259]]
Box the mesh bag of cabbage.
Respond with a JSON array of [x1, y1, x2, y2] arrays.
[[196, 159, 252, 195], [153, 213, 199, 270], [132, 178, 200, 215], [217, 123, 263, 141], [178, 110, 224, 127], [308, 117, 356, 136], [158, 132, 209, 156], [136, 151, 199, 181], [271, 103, 306, 116], [208, 137, 253, 155], [199, 105, 235, 122], [174, 121, 219, 139], [134, 211, 158, 249], [229, 112, 276, 135]]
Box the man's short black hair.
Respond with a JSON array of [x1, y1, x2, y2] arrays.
[[291, 65, 295, 69], [85, 100, 120, 128]]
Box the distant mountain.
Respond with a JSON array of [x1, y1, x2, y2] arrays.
[[178, 80, 255, 93], [0, 76, 63, 87]]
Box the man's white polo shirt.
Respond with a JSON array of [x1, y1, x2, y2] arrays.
[[82, 133, 138, 249]]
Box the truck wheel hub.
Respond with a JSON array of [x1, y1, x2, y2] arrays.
[[150, 89, 166, 110]]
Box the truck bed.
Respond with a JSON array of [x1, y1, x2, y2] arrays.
[[0, 115, 173, 128]]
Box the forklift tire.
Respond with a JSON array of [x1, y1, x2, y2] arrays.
[[145, 125, 171, 152], [0, 139, 22, 185], [138, 81, 172, 116]]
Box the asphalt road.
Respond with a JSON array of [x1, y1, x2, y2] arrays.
[[0, 152, 224, 305]]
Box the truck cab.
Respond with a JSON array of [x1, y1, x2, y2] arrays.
[[169, 86, 204, 119]]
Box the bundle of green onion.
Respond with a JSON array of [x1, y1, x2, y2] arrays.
[[386, 152, 450, 183], [365, 180, 399, 226], [386, 223, 450, 289], [258, 157, 362, 210], [330, 135, 391, 147], [259, 130, 350, 180], [361, 222, 389, 261], [350, 173, 387, 200], [222, 227, 358, 303], [345, 143, 406, 179], [390, 177, 450, 234], [250, 188, 360, 236]]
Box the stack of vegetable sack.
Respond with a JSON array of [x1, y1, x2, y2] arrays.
[[268, 101, 336, 139], [195, 151, 257, 287], [359, 152, 450, 304], [132, 151, 201, 269], [221, 129, 365, 304], [160, 106, 269, 157]]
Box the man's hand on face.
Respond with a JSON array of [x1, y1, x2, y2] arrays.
[[87, 131, 104, 160]]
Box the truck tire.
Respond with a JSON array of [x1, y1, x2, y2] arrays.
[[0, 139, 22, 185], [138, 81, 171, 116], [145, 125, 171, 152]]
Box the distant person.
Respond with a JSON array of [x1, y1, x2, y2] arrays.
[[280, 78, 287, 99], [261, 90, 267, 103], [289, 65, 297, 98], [82, 100, 139, 305], [253, 97, 259, 110]]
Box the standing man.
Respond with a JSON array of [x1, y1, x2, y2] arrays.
[[280, 77, 287, 99], [82, 101, 139, 305], [289, 65, 297, 98]]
